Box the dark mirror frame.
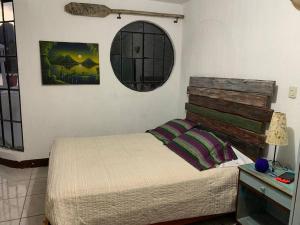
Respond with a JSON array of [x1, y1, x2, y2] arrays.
[[110, 21, 175, 92]]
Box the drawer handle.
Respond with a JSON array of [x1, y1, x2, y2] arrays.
[[259, 187, 266, 193]]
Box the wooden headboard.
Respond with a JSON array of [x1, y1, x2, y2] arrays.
[[186, 77, 276, 160]]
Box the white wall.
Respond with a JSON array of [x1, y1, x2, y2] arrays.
[[0, 0, 183, 161], [180, 0, 300, 168], [2, 0, 299, 167]]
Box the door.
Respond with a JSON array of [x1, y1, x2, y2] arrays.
[[290, 143, 300, 225]]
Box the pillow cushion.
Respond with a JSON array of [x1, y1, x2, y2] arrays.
[[166, 128, 237, 171], [224, 143, 237, 161], [188, 129, 226, 164], [209, 132, 237, 161], [148, 119, 197, 144], [166, 128, 218, 171], [195, 124, 237, 162]]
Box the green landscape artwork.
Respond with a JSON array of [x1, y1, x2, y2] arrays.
[[39, 41, 100, 85]]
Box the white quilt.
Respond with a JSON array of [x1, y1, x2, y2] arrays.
[[46, 133, 239, 225]]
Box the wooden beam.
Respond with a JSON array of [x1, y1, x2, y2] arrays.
[[185, 103, 265, 133], [189, 77, 276, 96], [186, 112, 266, 147], [189, 95, 274, 122], [187, 87, 270, 108], [0, 157, 49, 168], [65, 2, 184, 19]]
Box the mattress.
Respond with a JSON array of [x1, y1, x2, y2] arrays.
[[46, 133, 240, 225]]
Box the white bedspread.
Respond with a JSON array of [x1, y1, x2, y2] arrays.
[[46, 133, 239, 225]]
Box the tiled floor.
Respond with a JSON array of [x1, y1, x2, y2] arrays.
[[0, 165, 48, 225]]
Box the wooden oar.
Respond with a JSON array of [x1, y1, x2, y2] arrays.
[[292, 0, 300, 10], [65, 2, 184, 21]]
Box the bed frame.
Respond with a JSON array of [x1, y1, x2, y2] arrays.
[[43, 213, 235, 225], [186, 76, 275, 161], [44, 77, 276, 225]]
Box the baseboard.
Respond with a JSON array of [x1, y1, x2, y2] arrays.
[[0, 157, 49, 168]]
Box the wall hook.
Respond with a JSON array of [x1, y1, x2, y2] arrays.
[[117, 13, 121, 19], [174, 17, 179, 23]]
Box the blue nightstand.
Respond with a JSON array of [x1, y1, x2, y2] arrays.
[[236, 163, 295, 225]]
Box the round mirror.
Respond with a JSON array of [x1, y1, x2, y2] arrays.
[[110, 21, 174, 92]]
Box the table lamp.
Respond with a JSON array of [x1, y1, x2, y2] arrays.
[[266, 112, 288, 172]]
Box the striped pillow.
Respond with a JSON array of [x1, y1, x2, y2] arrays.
[[209, 132, 237, 161], [188, 129, 226, 164], [166, 128, 237, 171], [166, 129, 216, 170], [148, 119, 197, 144]]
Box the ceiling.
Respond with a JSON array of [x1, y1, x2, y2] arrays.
[[151, 0, 189, 4]]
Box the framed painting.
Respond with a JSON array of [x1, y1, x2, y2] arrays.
[[39, 41, 100, 85]]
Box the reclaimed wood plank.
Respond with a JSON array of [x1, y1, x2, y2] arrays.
[[186, 112, 266, 147], [189, 95, 274, 122], [185, 103, 264, 133], [189, 77, 276, 96], [187, 87, 270, 108]]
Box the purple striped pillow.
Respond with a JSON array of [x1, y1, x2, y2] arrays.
[[166, 128, 237, 171], [166, 129, 217, 170], [208, 132, 237, 161], [188, 129, 225, 164], [148, 119, 197, 144]]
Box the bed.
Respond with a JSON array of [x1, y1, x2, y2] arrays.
[[45, 77, 276, 225]]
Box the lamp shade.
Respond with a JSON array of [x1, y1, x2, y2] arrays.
[[266, 112, 288, 146]]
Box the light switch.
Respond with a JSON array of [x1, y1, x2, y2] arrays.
[[289, 86, 298, 99]]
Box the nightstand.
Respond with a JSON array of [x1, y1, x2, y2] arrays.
[[236, 163, 295, 225]]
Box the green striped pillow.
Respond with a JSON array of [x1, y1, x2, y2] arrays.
[[148, 119, 197, 144], [208, 132, 237, 161], [166, 128, 237, 171]]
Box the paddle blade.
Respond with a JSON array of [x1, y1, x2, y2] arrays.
[[65, 2, 112, 17], [292, 0, 300, 10]]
